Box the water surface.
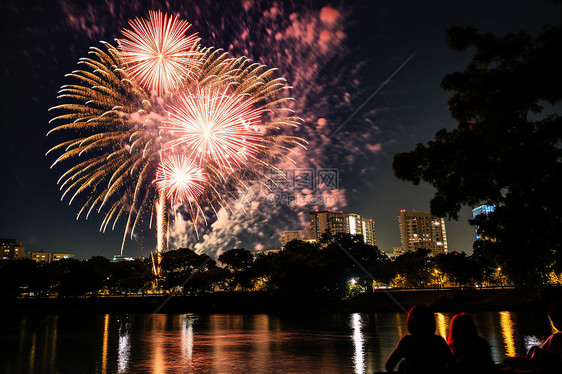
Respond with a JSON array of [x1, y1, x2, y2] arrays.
[[0, 311, 555, 373]]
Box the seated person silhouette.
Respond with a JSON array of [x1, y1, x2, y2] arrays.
[[385, 304, 453, 373], [523, 300, 562, 372], [447, 313, 495, 373], [541, 300, 562, 360]]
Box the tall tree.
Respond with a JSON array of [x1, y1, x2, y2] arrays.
[[160, 248, 215, 293], [434, 251, 479, 287], [107, 259, 153, 294], [393, 23, 562, 285], [218, 248, 254, 272], [394, 248, 432, 288], [218, 248, 255, 291]]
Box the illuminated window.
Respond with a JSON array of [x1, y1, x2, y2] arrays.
[[361, 221, 367, 243], [349, 216, 356, 235]]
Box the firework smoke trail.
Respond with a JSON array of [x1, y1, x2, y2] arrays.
[[154, 190, 167, 276], [48, 11, 305, 266]]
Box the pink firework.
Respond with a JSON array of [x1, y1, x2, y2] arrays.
[[117, 10, 200, 96], [164, 84, 266, 170], [155, 155, 207, 203]]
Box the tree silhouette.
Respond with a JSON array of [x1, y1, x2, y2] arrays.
[[58, 257, 110, 296], [0, 259, 37, 298], [394, 248, 432, 288], [107, 259, 153, 294], [160, 248, 215, 294], [434, 251, 479, 287], [218, 248, 254, 291], [393, 23, 562, 285], [218, 248, 254, 271]]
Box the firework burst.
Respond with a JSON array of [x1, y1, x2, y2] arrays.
[[155, 155, 207, 204], [117, 10, 201, 96], [164, 84, 265, 170], [48, 12, 306, 263]]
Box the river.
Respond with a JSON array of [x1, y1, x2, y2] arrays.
[[0, 311, 555, 373]]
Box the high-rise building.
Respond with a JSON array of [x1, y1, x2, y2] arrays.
[[279, 230, 314, 247], [1, 238, 26, 260], [398, 210, 448, 255], [309, 211, 376, 246], [472, 205, 496, 240]]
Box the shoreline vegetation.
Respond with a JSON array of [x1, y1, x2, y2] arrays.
[[3, 239, 562, 318], [6, 287, 562, 315]]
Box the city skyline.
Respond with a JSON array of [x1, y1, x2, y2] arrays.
[[1, 0, 560, 259], [0, 207, 484, 258]]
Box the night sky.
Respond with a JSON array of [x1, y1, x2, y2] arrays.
[[1, 0, 560, 259]]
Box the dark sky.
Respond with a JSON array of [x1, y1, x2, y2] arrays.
[[1, 0, 560, 259]]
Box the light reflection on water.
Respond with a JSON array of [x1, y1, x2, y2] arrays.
[[181, 315, 193, 363], [435, 312, 450, 340], [351, 313, 365, 374], [117, 317, 130, 373], [0, 311, 554, 373], [151, 318, 165, 374], [499, 311, 516, 357], [101, 314, 109, 374]]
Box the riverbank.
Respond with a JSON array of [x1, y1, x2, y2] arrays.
[[4, 287, 562, 315]]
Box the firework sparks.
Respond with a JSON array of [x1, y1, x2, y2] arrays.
[[47, 43, 159, 252], [155, 155, 207, 203], [117, 10, 201, 96], [48, 12, 305, 263], [164, 84, 265, 170]]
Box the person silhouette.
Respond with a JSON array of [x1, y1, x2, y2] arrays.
[[385, 305, 454, 373], [447, 313, 495, 373], [540, 300, 562, 360], [522, 301, 562, 372]]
